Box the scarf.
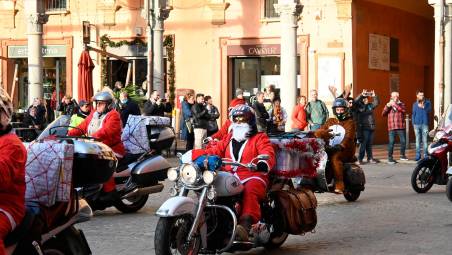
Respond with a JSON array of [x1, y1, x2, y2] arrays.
[[88, 112, 107, 136]]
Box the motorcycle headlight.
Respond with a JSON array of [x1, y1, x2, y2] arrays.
[[202, 170, 216, 184], [167, 168, 178, 182], [180, 164, 200, 185]]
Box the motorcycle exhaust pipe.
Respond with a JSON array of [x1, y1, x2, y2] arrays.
[[121, 184, 164, 199]]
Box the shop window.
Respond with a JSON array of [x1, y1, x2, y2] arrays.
[[263, 0, 279, 19], [45, 0, 68, 12]]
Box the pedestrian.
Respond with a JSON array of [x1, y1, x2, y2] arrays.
[[28, 98, 46, 124], [355, 90, 380, 164], [69, 100, 91, 129], [113, 81, 123, 93], [118, 91, 141, 127], [291, 95, 308, 131], [412, 90, 431, 161], [181, 93, 195, 151], [230, 88, 247, 107], [382, 91, 407, 164], [204, 95, 220, 137], [57, 95, 78, 116], [305, 89, 328, 131], [268, 97, 287, 132], [23, 106, 44, 130], [191, 93, 210, 149], [143, 90, 172, 117], [252, 91, 270, 132]]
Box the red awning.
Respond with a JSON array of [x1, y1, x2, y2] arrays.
[[77, 50, 95, 102]]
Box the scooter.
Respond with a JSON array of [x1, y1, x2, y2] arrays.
[[39, 116, 175, 213], [411, 105, 452, 194], [154, 155, 317, 254]]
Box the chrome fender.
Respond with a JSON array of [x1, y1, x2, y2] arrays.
[[156, 196, 196, 217]]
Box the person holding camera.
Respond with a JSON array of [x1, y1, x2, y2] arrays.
[[355, 89, 380, 164], [191, 94, 211, 149], [382, 91, 407, 164], [143, 90, 172, 117], [412, 90, 431, 161]]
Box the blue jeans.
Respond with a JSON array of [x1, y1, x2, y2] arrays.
[[388, 129, 406, 159], [413, 124, 429, 158], [309, 124, 321, 131], [359, 129, 374, 161]]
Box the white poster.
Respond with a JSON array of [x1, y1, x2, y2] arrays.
[[317, 55, 342, 101], [369, 33, 390, 71]]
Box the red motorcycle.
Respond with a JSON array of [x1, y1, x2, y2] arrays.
[[411, 105, 452, 193]]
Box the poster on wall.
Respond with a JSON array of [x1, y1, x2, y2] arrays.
[[317, 55, 343, 102], [260, 75, 301, 90], [368, 33, 390, 71]]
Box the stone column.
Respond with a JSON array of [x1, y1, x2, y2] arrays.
[[429, 0, 445, 116], [275, 0, 303, 131], [25, 0, 47, 106], [152, 0, 171, 97], [445, 1, 452, 110]]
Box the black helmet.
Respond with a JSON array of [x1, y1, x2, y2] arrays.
[[332, 98, 350, 121]]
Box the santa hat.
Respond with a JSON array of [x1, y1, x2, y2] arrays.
[[229, 98, 246, 108]]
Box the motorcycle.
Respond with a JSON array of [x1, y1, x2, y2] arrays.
[[154, 153, 318, 255], [291, 127, 366, 202], [411, 105, 452, 194], [37, 115, 175, 213]]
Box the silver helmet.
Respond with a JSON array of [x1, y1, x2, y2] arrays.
[[92, 91, 115, 112]]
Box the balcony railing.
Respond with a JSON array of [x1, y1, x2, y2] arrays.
[[45, 0, 67, 12]]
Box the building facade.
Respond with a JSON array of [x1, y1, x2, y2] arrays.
[[0, 0, 435, 143]]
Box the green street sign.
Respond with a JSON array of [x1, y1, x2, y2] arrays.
[[8, 45, 66, 58]]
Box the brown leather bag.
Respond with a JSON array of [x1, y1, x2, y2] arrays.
[[274, 188, 318, 235]]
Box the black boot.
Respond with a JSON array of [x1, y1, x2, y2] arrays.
[[236, 215, 253, 242]]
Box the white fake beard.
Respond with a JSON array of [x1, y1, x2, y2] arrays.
[[231, 123, 250, 142]]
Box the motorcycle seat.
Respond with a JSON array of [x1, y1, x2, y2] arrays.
[[116, 153, 142, 172], [4, 209, 35, 247]]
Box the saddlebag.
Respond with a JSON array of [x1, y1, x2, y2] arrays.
[[344, 163, 366, 191], [274, 188, 317, 235]]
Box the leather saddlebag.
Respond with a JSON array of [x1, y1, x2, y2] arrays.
[[274, 188, 318, 235]]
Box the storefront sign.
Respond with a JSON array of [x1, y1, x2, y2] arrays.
[[227, 44, 281, 56], [8, 45, 67, 58]]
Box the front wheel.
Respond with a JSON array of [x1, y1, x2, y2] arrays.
[[446, 178, 452, 202], [344, 190, 361, 202], [113, 194, 149, 213], [154, 215, 201, 255], [411, 161, 435, 193]]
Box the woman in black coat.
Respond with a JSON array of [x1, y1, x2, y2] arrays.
[[355, 90, 380, 164]]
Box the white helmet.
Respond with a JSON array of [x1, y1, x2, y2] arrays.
[[0, 87, 13, 121]]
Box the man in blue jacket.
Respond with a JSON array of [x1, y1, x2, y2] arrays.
[[412, 90, 431, 161]]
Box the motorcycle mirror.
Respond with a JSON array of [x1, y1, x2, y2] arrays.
[[176, 152, 183, 159], [257, 154, 270, 161]]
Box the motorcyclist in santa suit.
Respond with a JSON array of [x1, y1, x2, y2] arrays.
[[314, 98, 356, 194], [0, 88, 27, 255], [185, 104, 276, 241]]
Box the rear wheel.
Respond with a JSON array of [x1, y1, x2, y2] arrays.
[[154, 215, 201, 255], [343, 190, 361, 202], [411, 161, 435, 193], [113, 194, 149, 213], [446, 178, 452, 202], [264, 197, 289, 250], [42, 227, 90, 255]]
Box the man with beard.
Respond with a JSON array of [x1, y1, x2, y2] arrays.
[[0, 88, 27, 255], [314, 98, 356, 194], [184, 104, 275, 241]]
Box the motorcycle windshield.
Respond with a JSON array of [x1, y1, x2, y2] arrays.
[[37, 115, 71, 140]]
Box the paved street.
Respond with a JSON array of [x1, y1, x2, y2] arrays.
[[80, 161, 452, 255]]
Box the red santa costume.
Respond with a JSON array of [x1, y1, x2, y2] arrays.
[[68, 91, 125, 193], [0, 88, 27, 255], [189, 105, 275, 239]]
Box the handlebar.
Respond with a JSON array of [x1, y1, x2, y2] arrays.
[[222, 160, 257, 171], [47, 125, 99, 141]]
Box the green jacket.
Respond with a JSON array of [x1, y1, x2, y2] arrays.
[[69, 112, 88, 130], [306, 100, 329, 125]]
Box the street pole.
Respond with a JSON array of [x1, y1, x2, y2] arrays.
[[152, 0, 170, 97], [430, 0, 446, 117], [275, 0, 303, 131], [147, 0, 153, 98], [445, 1, 452, 110], [24, 0, 47, 106]]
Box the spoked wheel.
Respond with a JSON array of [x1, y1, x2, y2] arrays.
[[154, 215, 201, 255], [113, 194, 149, 213], [343, 190, 361, 202], [411, 163, 435, 193]]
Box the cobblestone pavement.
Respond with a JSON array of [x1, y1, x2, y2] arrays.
[[80, 160, 452, 255]]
